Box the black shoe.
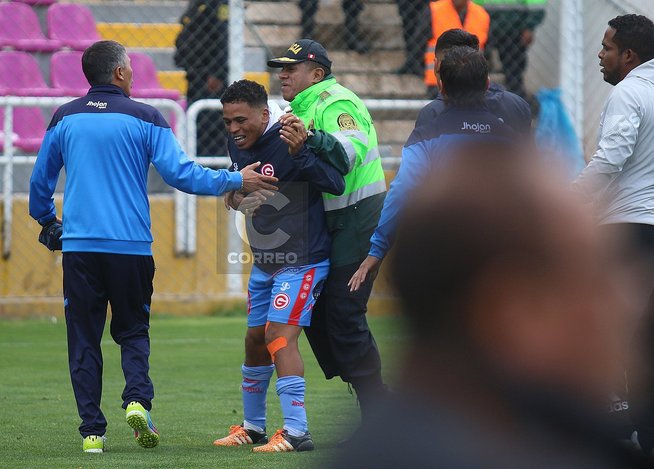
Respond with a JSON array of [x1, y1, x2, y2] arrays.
[[253, 429, 315, 452], [212, 423, 268, 446]]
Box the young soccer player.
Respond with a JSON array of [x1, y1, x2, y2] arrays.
[[212, 80, 345, 452]]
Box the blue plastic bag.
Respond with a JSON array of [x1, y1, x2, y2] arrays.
[[535, 88, 586, 180]]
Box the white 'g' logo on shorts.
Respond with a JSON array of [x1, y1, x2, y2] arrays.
[[273, 293, 290, 310]]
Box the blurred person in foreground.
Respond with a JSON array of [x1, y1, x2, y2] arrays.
[[417, 28, 531, 135], [338, 144, 651, 468], [350, 46, 518, 291], [28, 40, 277, 454], [212, 80, 345, 452], [573, 14, 654, 455], [267, 40, 389, 431]]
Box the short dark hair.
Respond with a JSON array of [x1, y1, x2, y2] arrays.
[[221, 79, 268, 107], [439, 46, 488, 107], [82, 40, 127, 86], [609, 14, 654, 63], [306, 60, 331, 79], [435, 29, 480, 54]]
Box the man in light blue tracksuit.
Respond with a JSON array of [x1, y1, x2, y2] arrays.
[[28, 40, 277, 453]]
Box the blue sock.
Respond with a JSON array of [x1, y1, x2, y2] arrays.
[[242, 364, 274, 432], [276, 375, 307, 436]]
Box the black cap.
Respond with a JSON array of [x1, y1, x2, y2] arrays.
[[267, 39, 332, 70]]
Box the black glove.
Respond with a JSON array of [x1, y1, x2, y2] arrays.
[[38, 220, 63, 251]]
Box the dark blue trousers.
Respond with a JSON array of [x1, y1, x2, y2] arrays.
[[62, 252, 155, 438]]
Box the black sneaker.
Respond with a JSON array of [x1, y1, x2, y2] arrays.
[[213, 424, 268, 446], [252, 429, 315, 452]]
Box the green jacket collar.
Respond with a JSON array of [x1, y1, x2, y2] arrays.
[[290, 76, 337, 114]]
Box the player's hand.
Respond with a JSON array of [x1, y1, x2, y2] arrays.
[[38, 218, 63, 251], [239, 161, 278, 193], [235, 189, 275, 216], [206, 75, 223, 93], [224, 190, 236, 210], [279, 117, 307, 156], [348, 255, 382, 292], [521, 29, 534, 46]]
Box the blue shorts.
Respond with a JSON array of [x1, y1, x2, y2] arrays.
[[247, 259, 330, 328]]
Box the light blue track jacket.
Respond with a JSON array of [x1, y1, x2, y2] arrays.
[[29, 85, 242, 255]]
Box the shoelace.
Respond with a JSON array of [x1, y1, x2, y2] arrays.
[[228, 425, 244, 435], [268, 429, 285, 443]]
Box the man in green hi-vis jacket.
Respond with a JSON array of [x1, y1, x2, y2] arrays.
[[474, 0, 546, 98], [268, 39, 388, 430]]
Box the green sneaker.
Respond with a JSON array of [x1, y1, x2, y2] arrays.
[[126, 401, 160, 448], [82, 435, 106, 453]]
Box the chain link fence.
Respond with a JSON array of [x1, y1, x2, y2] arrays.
[[1, 0, 653, 314]]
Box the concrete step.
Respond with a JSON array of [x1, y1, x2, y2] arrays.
[[314, 2, 400, 26], [329, 50, 406, 73], [246, 1, 400, 26], [260, 23, 404, 53], [337, 72, 427, 99], [245, 2, 301, 25]]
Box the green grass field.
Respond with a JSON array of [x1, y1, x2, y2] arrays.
[[0, 314, 405, 468]]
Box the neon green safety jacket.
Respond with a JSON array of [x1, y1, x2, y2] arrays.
[[291, 76, 387, 267]]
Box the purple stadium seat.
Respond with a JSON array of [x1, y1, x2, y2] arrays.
[[0, 51, 64, 97], [47, 3, 100, 51], [0, 107, 46, 153], [129, 52, 181, 100], [0, 3, 62, 52], [12, 0, 58, 6], [50, 51, 89, 96]]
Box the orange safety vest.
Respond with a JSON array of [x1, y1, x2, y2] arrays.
[[424, 0, 490, 86]]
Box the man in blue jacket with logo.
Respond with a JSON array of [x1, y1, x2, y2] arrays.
[[28, 40, 277, 453], [349, 46, 520, 290]]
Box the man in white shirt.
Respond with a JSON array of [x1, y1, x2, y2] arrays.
[[573, 13, 654, 456]]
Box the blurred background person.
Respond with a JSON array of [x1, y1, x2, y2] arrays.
[[574, 13, 654, 456], [174, 0, 229, 156], [395, 0, 431, 76], [339, 143, 651, 468], [476, 0, 546, 99], [300, 0, 368, 53], [424, 0, 489, 98]]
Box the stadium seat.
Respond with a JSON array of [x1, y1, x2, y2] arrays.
[[0, 2, 62, 52], [0, 51, 64, 97], [47, 3, 100, 51], [50, 51, 90, 96], [12, 0, 58, 6], [129, 52, 181, 100], [0, 107, 46, 153]]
